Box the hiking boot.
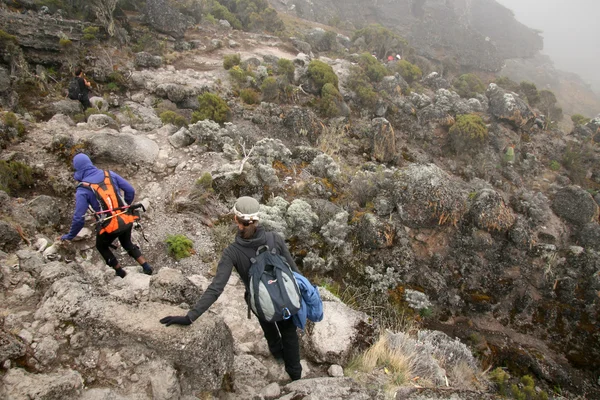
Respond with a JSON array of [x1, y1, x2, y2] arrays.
[[115, 267, 127, 278], [142, 265, 153, 275]]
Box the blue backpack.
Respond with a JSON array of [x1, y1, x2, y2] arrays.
[[238, 233, 302, 323]]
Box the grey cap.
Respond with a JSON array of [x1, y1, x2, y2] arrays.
[[232, 196, 260, 221]]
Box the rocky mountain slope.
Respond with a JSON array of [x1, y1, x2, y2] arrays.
[[271, 0, 543, 71], [1, 1, 600, 399]]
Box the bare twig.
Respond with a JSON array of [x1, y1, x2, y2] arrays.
[[237, 139, 255, 174]]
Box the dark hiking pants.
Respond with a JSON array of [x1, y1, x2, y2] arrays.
[[258, 317, 302, 380], [96, 226, 141, 268]]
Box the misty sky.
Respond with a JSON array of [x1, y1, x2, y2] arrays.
[[496, 0, 600, 89]]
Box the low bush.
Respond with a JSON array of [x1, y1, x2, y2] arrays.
[[346, 68, 378, 109], [240, 88, 261, 105], [390, 60, 422, 83], [519, 81, 540, 106], [358, 53, 388, 83], [571, 114, 590, 126], [82, 26, 99, 41], [453, 73, 485, 98], [260, 77, 279, 102], [159, 110, 188, 128], [0, 160, 33, 195], [223, 53, 241, 70], [495, 76, 520, 93], [277, 58, 295, 83], [192, 92, 230, 124], [165, 234, 194, 260], [319, 83, 343, 117], [449, 114, 488, 153], [307, 60, 338, 92]]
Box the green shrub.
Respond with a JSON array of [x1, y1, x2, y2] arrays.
[[159, 110, 188, 128], [59, 38, 72, 47], [571, 114, 590, 126], [0, 160, 33, 195], [489, 367, 510, 396], [165, 234, 194, 260], [319, 83, 343, 117], [223, 53, 241, 70], [346, 68, 378, 109], [453, 73, 485, 98], [519, 81, 540, 106], [196, 172, 213, 190], [240, 88, 260, 105], [307, 60, 338, 92], [449, 114, 488, 153], [106, 82, 119, 91], [229, 65, 250, 85], [495, 76, 520, 92], [390, 60, 422, 83], [549, 160, 560, 171], [82, 26, 99, 41], [3, 112, 17, 127], [192, 92, 230, 124], [351, 24, 409, 60], [277, 58, 295, 83], [538, 90, 563, 123], [260, 77, 279, 102], [358, 53, 388, 83]]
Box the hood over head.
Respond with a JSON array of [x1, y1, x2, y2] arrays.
[[72, 153, 104, 183]]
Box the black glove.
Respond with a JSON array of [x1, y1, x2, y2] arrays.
[[160, 315, 192, 327]]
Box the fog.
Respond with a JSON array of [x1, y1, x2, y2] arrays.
[[496, 0, 600, 93]]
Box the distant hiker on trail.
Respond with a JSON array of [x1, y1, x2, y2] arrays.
[[58, 153, 153, 278], [68, 67, 92, 110], [160, 196, 303, 381]]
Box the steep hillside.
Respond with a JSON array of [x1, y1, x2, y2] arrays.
[[1, 1, 600, 399], [271, 0, 542, 71]]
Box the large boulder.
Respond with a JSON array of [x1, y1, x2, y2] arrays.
[[134, 52, 163, 69], [301, 295, 376, 365], [393, 164, 468, 228], [115, 102, 162, 131], [577, 223, 600, 250], [486, 83, 535, 127], [87, 114, 120, 131], [149, 268, 202, 305], [283, 377, 383, 400], [145, 0, 192, 39], [27, 195, 60, 228], [43, 99, 82, 118], [35, 278, 233, 393], [468, 189, 516, 232], [368, 117, 396, 163], [75, 129, 159, 165], [551, 186, 599, 226], [0, 220, 20, 252], [0, 329, 26, 365], [168, 127, 196, 148], [1, 368, 84, 400]]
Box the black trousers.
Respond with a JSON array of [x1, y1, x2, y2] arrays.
[[96, 226, 141, 268], [79, 94, 91, 110], [258, 317, 302, 380]]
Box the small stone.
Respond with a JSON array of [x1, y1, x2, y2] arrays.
[[18, 329, 33, 344], [328, 364, 344, 377], [260, 382, 280, 399], [130, 374, 139, 382]]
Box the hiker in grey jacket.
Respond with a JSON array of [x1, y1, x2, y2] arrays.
[[160, 196, 303, 381]]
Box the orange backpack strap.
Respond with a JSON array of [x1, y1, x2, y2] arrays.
[[83, 171, 139, 235]]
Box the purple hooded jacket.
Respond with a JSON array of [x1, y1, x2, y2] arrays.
[[62, 154, 135, 240]]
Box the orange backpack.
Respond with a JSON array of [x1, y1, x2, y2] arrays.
[[80, 170, 139, 235]]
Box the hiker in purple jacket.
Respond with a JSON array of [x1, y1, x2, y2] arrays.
[[58, 153, 152, 278]]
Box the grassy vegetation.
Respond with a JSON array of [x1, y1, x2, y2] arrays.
[[165, 234, 195, 260], [192, 93, 230, 124]]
